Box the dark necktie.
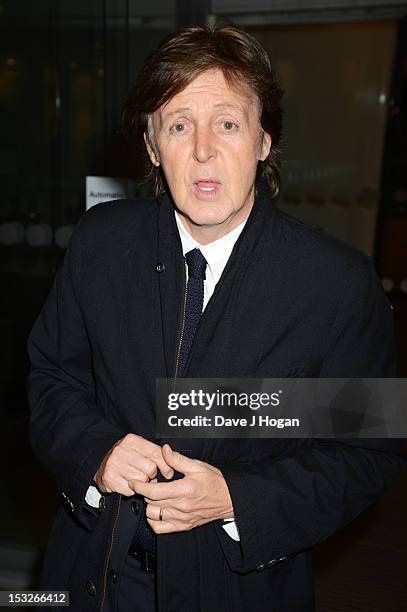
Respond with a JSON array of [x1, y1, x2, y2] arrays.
[[129, 248, 207, 556], [178, 248, 207, 377]]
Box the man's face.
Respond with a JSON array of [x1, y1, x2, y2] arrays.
[[145, 68, 271, 242]]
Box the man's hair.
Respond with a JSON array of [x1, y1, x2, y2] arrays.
[[121, 25, 284, 198]]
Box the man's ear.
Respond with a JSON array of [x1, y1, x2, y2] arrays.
[[144, 132, 160, 167], [258, 131, 272, 161]]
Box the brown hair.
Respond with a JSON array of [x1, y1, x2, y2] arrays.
[[121, 25, 284, 198]]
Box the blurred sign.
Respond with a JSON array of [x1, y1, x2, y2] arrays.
[[86, 176, 135, 210]]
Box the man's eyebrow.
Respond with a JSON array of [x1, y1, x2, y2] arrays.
[[161, 103, 247, 120], [161, 107, 191, 120]]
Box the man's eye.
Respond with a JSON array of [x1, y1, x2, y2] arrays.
[[173, 123, 185, 132], [223, 121, 237, 130]]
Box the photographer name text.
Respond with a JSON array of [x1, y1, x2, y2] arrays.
[[167, 415, 300, 429]]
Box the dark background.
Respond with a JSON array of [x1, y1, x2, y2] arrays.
[[1, 1, 406, 610]]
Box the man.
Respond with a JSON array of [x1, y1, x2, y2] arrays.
[[27, 25, 404, 612]]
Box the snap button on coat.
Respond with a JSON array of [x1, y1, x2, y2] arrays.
[[86, 580, 96, 596]]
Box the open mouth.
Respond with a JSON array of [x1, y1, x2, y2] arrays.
[[193, 179, 222, 197]]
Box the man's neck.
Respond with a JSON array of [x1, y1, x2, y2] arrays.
[[175, 208, 252, 245]]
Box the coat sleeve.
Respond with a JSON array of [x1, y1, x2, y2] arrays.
[[217, 256, 406, 574], [26, 211, 126, 531]]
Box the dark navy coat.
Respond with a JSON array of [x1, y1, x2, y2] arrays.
[[27, 178, 405, 611]]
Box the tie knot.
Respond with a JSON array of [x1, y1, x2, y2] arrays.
[[185, 248, 207, 280]]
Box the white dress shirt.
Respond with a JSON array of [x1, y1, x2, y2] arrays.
[[174, 209, 247, 311], [86, 209, 248, 543]]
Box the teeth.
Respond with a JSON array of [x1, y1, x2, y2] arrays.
[[200, 186, 215, 191]]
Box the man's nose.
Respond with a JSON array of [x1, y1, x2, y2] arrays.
[[192, 126, 216, 163]]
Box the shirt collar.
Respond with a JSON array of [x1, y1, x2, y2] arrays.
[[174, 210, 247, 278]]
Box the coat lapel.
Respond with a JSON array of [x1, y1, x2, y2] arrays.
[[155, 193, 186, 379]]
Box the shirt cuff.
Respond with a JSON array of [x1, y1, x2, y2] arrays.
[[222, 518, 240, 541], [85, 484, 102, 508]]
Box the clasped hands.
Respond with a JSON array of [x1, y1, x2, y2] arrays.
[[93, 433, 234, 534]]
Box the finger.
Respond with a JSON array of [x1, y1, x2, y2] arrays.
[[146, 516, 188, 535], [144, 495, 185, 509], [126, 451, 158, 480], [120, 484, 139, 497], [162, 444, 200, 474], [119, 435, 173, 479], [154, 453, 175, 480], [135, 439, 174, 480], [112, 479, 138, 497], [145, 503, 167, 522], [145, 503, 191, 522], [125, 469, 150, 483], [129, 478, 183, 500], [146, 517, 170, 534], [102, 453, 155, 482]]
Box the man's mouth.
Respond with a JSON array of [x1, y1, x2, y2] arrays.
[[193, 178, 222, 197]]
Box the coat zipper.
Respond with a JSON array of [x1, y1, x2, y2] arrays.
[[99, 494, 122, 612], [173, 261, 188, 388]]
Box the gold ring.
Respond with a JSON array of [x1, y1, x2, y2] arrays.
[[159, 507, 164, 522]]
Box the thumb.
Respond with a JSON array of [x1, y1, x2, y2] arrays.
[[162, 444, 198, 474]]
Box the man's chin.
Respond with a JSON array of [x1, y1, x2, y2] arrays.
[[183, 214, 227, 228]]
